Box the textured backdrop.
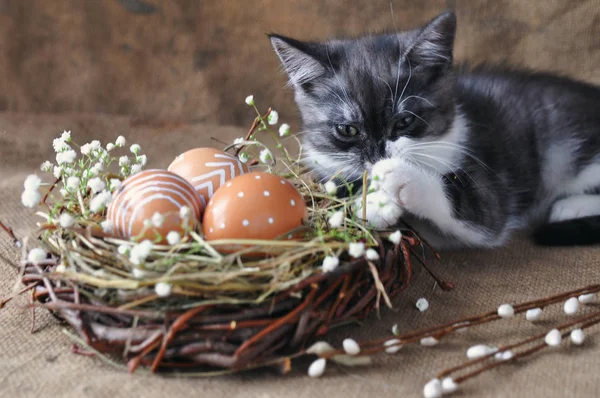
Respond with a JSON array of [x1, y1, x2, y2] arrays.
[[0, 0, 599, 127], [1, 1, 600, 397]]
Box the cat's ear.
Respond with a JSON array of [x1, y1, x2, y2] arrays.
[[269, 34, 328, 88], [406, 11, 456, 69]]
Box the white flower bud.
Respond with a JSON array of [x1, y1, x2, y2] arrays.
[[59, 213, 75, 228], [563, 297, 579, 315], [423, 378, 442, 398], [166, 231, 181, 245], [328, 211, 344, 228], [416, 298, 430, 312], [388, 230, 402, 245], [570, 328, 585, 345], [279, 123, 291, 137], [545, 329, 561, 346], [244, 95, 255, 106], [154, 282, 172, 297], [307, 358, 326, 378], [324, 180, 337, 195], [365, 248, 380, 261], [526, 307, 543, 321], [322, 256, 339, 272], [115, 136, 126, 147], [267, 109, 279, 125], [27, 248, 47, 264], [342, 338, 360, 356], [497, 303, 515, 318]]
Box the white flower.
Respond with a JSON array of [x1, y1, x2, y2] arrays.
[[497, 303, 515, 318], [570, 328, 585, 345], [80, 143, 93, 155], [245, 95, 255, 106], [324, 180, 337, 195], [267, 109, 279, 125], [342, 338, 360, 356], [388, 230, 402, 245], [578, 293, 596, 304], [322, 255, 339, 272], [441, 378, 458, 394], [166, 231, 181, 245], [59, 188, 68, 197], [416, 297, 430, 312], [115, 136, 126, 147], [233, 137, 245, 145], [130, 164, 142, 175], [117, 245, 130, 255], [89, 191, 112, 213], [56, 149, 77, 164], [526, 307, 543, 321], [53, 166, 63, 179], [392, 324, 400, 336], [106, 143, 115, 152], [154, 282, 172, 297], [21, 189, 41, 208], [420, 336, 439, 346], [66, 176, 80, 190], [92, 162, 104, 173], [239, 152, 249, 163], [87, 177, 106, 193], [24, 175, 42, 191], [27, 248, 47, 264], [328, 211, 344, 228], [130, 144, 141, 154], [132, 267, 146, 279], [129, 240, 153, 265], [59, 213, 75, 228], [365, 248, 380, 261], [306, 341, 335, 355], [307, 358, 326, 378], [423, 378, 442, 398], [52, 137, 69, 152], [545, 329, 562, 347], [384, 339, 402, 354], [109, 179, 122, 191], [348, 242, 365, 258], [143, 219, 152, 228], [40, 161, 53, 172], [55, 264, 67, 273], [259, 148, 273, 164], [119, 156, 130, 166], [179, 206, 191, 220], [279, 123, 291, 137], [151, 212, 165, 228], [137, 154, 147, 166], [495, 350, 514, 361], [60, 130, 71, 142], [466, 344, 498, 359], [100, 220, 113, 233], [563, 297, 579, 315]]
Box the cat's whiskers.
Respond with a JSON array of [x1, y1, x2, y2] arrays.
[[402, 110, 437, 133], [398, 94, 437, 109], [395, 57, 413, 113], [326, 47, 354, 111], [410, 151, 481, 189]]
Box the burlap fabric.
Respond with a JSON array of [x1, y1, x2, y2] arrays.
[[1, 113, 599, 397]]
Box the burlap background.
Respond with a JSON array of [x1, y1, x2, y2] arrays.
[[1, 1, 600, 397]]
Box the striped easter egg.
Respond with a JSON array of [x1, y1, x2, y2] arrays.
[[107, 169, 202, 243], [167, 147, 249, 210]]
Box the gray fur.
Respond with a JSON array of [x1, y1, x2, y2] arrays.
[[270, 12, 600, 248]]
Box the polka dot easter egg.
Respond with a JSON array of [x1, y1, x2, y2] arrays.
[[107, 169, 203, 243], [167, 147, 249, 210], [202, 172, 307, 246]]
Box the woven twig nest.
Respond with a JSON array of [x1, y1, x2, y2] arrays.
[[10, 102, 445, 376]]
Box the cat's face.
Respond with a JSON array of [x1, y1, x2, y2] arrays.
[[270, 12, 459, 185]]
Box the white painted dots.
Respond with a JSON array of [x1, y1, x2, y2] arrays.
[[219, 223, 225, 229], [264, 190, 270, 197], [238, 191, 244, 198], [290, 199, 296, 206], [255, 175, 261, 179], [226, 182, 232, 188], [268, 217, 274, 224], [242, 220, 249, 227]]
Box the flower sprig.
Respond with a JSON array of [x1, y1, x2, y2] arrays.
[[22, 131, 147, 227]]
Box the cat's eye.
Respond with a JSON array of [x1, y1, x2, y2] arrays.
[[335, 124, 359, 138], [394, 114, 416, 130]]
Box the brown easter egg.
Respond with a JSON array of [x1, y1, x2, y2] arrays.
[[202, 172, 307, 247], [167, 147, 249, 209], [107, 169, 203, 243]]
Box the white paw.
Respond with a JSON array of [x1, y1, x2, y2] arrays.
[[354, 158, 425, 228], [549, 195, 600, 222], [354, 190, 403, 228]]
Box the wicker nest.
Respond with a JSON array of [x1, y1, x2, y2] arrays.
[[9, 103, 446, 375]]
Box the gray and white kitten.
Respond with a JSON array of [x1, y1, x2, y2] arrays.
[[269, 11, 600, 249]]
